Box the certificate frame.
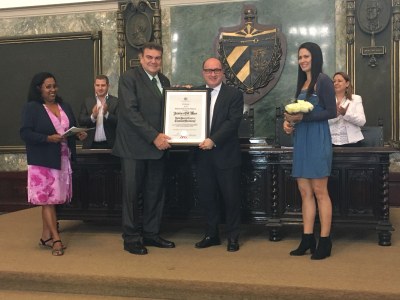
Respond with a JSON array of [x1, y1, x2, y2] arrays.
[[163, 88, 210, 145]]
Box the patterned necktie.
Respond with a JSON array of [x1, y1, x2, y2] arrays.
[[152, 77, 162, 96]]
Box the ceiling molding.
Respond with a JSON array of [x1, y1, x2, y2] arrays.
[[0, 1, 118, 19], [161, 0, 245, 6], [0, 0, 247, 18]]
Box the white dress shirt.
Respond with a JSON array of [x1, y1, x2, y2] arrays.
[[208, 83, 222, 129], [145, 71, 163, 94], [91, 94, 109, 142], [328, 94, 366, 145]]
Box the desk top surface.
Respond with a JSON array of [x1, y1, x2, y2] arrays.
[[75, 146, 397, 155]]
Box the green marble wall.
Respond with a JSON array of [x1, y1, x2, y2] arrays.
[[165, 0, 336, 139], [8, 1, 399, 172]]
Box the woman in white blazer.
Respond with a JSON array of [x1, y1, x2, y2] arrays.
[[328, 72, 366, 146]]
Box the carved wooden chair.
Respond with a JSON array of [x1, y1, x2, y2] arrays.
[[359, 125, 384, 147], [239, 108, 255, 140]]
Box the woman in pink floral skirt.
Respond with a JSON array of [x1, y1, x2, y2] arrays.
[[20, 72, 86, 256]]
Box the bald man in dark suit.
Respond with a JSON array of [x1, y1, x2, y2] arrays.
[[194, 57, 244, 252], [113, 42, 174, 255]]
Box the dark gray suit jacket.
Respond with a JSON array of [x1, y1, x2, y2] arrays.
[[197, 83, 244, 169], [78, 95, 118, 149], [112, 66, 171, 159]]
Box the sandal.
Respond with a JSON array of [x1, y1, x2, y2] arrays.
[[39, 237, 53, 249], [39, 238, 67, 250], [52, 240, 64, 256]]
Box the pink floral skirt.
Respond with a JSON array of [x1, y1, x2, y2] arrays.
[[27, 144, 72, 205]]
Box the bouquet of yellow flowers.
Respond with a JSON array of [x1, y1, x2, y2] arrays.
[[285, 100, 314, 114]]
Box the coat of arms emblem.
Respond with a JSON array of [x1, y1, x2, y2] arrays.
[[218, 6, 287, 105]]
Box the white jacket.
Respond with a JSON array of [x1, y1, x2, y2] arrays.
[[328, 94, 366, 145]]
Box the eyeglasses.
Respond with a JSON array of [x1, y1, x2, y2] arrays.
[[203, 68, 223, 75]]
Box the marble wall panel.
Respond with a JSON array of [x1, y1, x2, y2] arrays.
[[0, 0, 349, 170], [0, 154, 27, 172], [166, 0, 336, 138], [335, 0, 347, 72]]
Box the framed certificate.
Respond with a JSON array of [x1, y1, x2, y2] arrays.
[[163, 88, 209, 145]]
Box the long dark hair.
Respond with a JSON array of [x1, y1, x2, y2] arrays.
[[27, 72, 63, 103], [295, 42, 323, 99]]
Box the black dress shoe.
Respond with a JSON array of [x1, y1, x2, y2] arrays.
[[143, 236, 175, 248], [124, 241, 148, 255], [227, 238, 239, 252], [195, 236, 221, 248]]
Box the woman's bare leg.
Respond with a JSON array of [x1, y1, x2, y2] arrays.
[[42, 205, 63, 254], [297, 178, 316, 233], [311, 177, 332, 237]]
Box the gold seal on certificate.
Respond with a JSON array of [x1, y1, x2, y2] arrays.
[[163, 88, 209, 145]]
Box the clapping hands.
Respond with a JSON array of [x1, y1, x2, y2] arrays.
[[337, 102, 348, 116]]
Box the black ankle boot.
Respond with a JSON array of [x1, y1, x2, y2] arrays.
[[311, 236, 332, 260], [290, 233, 316, 256]]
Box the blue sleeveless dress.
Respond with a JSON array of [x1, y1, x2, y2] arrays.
[[292, 91, 332, 178]]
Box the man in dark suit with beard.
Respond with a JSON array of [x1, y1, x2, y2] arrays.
[[194, 57, 244, 252], [78, 75, 118, 149], [112, 42, 174, 255]]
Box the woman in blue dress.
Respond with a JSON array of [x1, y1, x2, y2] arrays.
[[283, 42, 336, 260]]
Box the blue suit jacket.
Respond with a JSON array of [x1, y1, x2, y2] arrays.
[[20, 101, 77, 169]]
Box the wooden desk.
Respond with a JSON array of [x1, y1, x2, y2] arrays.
[[56, 146, 395, 246]]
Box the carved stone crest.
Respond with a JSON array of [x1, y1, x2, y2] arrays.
[[357, 0, 390, 34], [357, 0, 391, 67], [126, 12, 152, 48], [117, 0, 161, 72], [218, 6, 287, 105]]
